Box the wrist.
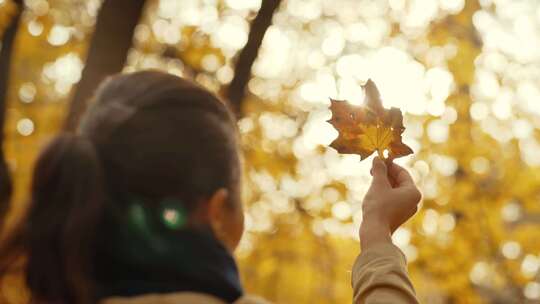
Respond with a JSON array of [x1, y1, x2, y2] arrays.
[[359, 216, 392, 250]]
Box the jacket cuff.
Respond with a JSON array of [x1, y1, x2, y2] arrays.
[[352, 242, 408, 285]]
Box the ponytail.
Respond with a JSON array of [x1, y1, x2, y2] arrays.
[[1, 134, 105, 303]]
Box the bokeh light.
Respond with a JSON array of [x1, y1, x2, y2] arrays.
[[2, 0, 540, 303]]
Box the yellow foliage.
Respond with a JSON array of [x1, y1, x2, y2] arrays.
[[2, 0, 540, 303]]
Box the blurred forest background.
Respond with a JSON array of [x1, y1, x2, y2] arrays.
[[0, 0, 540, 303]]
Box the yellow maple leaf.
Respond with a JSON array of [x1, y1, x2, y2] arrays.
[[327, 79, 413, 160]]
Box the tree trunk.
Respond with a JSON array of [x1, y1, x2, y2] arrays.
[[64, 0, 146, 131], [0, 0, 23, 223], [226, 0, 282, 118]]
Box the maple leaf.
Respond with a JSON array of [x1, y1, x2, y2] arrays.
[[327, 79, 413, 160]]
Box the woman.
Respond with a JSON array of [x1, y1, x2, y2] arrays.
[[0, 71, 421, 303]]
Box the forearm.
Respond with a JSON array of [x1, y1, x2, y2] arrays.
[[353, 218, 418, 303]]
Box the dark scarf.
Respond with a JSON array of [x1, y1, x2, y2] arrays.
[[94, 200, 243, 303]]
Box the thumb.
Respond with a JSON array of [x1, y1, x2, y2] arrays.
[[370, 157, 391, 189]]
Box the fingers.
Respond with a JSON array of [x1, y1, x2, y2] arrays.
[[370, 157, 391, 189], [388, 162, 415, 187], [388, 162, 422, 202]]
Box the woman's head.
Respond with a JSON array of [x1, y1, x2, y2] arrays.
[[79, 71, 244, 249], [0, 71, 244, 303]]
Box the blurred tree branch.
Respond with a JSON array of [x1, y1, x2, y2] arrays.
[[64, 0, 146, 131], [507, 212, 540, 228], [226, 0, 282, 118], [0, 0, 22, 224]]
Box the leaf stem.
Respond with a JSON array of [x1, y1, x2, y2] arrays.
[[377, 149, 384, 160]]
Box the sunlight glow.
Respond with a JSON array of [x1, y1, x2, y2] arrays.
[[501, 202, 521, 222], [42, 53, 83, 96], [525, 282, 540, 300], [331, 201, 351, 221], [47, 25, 71, 46], [16, 118, 34, 136], [8, 1, 540, 301], [19, 83, 37, 103], [470, 261, 490, 285], [522, 255, 540, 278], [501, 241, 521, 260], [392, 227, 411, 247]]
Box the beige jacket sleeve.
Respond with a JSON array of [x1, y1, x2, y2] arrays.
[[351, 242, 419, 304]]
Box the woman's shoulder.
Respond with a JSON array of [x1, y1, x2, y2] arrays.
[[101, 292, 271, 304], [235, 295, 272, 304]]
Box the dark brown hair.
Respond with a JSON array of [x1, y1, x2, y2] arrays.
[[0, 71, 241, 303]]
